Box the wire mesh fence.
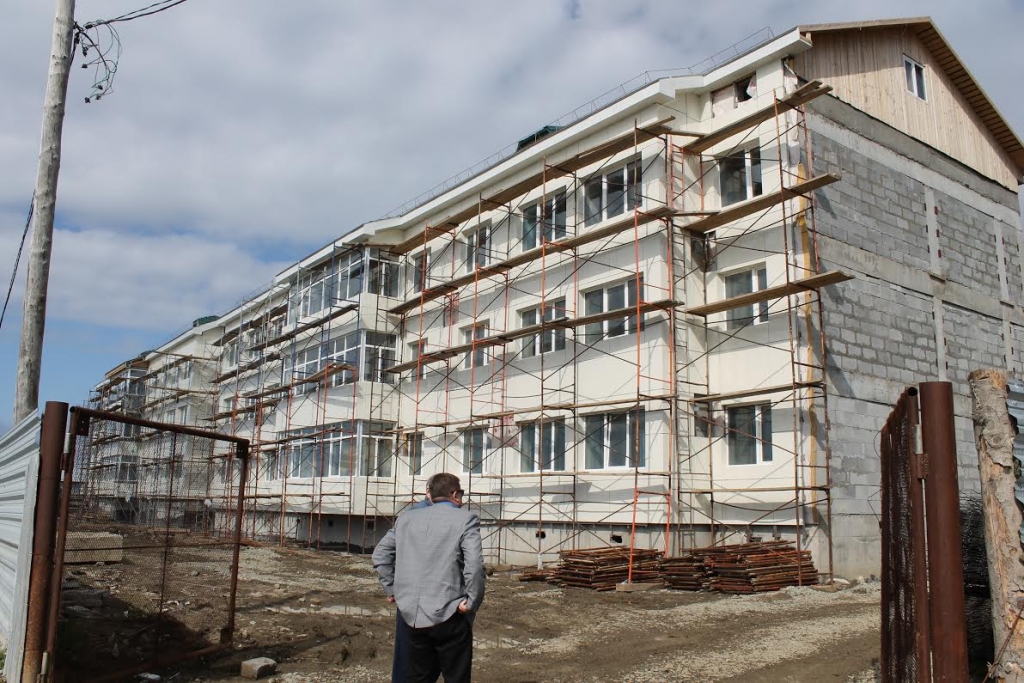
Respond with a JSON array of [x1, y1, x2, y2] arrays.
[[49, 407, 249, 682]]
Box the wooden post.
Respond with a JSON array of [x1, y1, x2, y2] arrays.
[[14, 0, 77, 424], [969, 368, 1024, 682]]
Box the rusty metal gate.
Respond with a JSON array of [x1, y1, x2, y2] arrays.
[[43, 407, 249, 682], [880, 382, 968, 683]]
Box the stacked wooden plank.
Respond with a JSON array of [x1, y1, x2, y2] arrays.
[[548, 547, 664, 591], [702, 541, 818, 593], [660, 553, 709, 590], [517, 568, 556, 582]]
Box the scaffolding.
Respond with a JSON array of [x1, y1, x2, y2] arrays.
[[82, 75, 852, 581]]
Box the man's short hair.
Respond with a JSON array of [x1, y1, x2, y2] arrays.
[[428, 472, 461, 500]]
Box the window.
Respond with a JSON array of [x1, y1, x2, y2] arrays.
[[465, 225, 490, 272], [368, 250, 399, 297], [361, 422, 394, 477], [412, 251, 428, 294], [711, 74, 757, 116], [904, 56, 926, 101], [326, 331, 360, 386], [720, 146, 762, 206], [584, 160, 642, 226], [288, 251, 363, 325], [363, 332, 397, 383], [727, 404, 773, 465], [522, 192, 568, 250], [222, 340, 238, 368], [520, 419, 566, 472], [463, 428, 488, 474], [409, 339, 427, 380], [292, 343, 323, 394], [407, 433, 424, 475], [584, 277, 643, 343], [724, 267, 768, 330], [462, 323, 489, 369], [521, 298, 567, 358], [584, 410, 645, 469], [282, 421, 394, 478]]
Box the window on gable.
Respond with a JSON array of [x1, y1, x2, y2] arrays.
[[720, 146, 763, 206], [727, 404, 773, 465], [584, 409, 645, 469], [583, 276, 643, 344], [904, 56, 926, 101], [521, 298, 567, 358], [520, 419, 567, 472], [465, 225, 490, 272], [462, 323, 489, 369], [583, 160, 642, 227], [522, 192, 568, 250], [463, 427, 488, 474], [724, 267, 769, 330]]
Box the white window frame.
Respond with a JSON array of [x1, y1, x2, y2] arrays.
[[412, 250, 429, 294], [583, 409, 645, 470], [521, 298, 567, 358], [363, 331, 398, 384], [407, 432, 424, 475], [465, 224, 491, 272], [719, 146, 763, 206], [326, 331, 360, 386], [462, 323, 489, 369], [463, 427, 488, 474], [727, 403, 773, 466], [522, 191, 568, 250], [367, 249, 400, 298], [583, 276, 643, 343], [904, 55, 926, 101], [724, 266, 769, 330], [583, 159, 642, 227], [520, 419, 567, 472]]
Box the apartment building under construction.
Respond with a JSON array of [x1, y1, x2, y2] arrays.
[[85, 18, 1024, 578]]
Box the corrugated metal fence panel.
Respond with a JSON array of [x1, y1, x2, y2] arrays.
[[1007, 379, 1024, 547], [0, 411, 41, 683]]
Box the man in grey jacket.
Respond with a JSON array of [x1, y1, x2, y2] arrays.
[[373, 473, 485, 683]]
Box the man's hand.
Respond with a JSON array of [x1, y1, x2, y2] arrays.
[[387, 596, 396, 604], [457, 599, 469, 613]]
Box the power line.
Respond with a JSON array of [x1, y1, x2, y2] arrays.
[[0, 196, 36, 333]]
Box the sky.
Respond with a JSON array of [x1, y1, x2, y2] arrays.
[[0, 0, 1021, 431]]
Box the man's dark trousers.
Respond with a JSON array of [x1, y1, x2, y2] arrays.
[[393, 611, 442, 683], [405, 611, 472, 683]]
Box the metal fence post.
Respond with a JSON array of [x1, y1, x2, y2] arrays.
[[22, 401, 68, 683], [920, 381, 969, 681]]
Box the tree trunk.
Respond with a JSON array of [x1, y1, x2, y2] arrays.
[[969, 368, 1024, 682]]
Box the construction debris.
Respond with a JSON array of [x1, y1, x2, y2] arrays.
[[547, 548, 663, 591], [240, 657, 277, 680], [660, 541, 818, 593]]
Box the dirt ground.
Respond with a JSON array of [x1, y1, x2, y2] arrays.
[[68, 543, 881, 682]]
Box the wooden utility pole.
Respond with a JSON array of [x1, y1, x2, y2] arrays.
[[969, 368, 1024, 682], [14, 0, 77, 424]]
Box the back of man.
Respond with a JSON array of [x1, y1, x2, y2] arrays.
[[373, 473, 485, 683]]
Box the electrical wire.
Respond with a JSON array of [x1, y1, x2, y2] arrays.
[[0, 196, 35, 333]]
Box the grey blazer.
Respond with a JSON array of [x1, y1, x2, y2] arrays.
[[372, 502, 486, 628]]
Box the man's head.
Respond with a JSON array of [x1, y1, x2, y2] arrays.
[[428, 472, 464, 506]]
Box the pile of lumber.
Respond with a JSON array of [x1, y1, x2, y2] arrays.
[[517, 568, 556, 583], [702, 541, 817, 593], [660, 553, 709, 590], [661, 541, 818, 593], [548, 547, 664, 591]]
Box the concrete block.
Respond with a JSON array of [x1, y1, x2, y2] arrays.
[[65, 532, 124, 564], [240, 657, 277, 680]]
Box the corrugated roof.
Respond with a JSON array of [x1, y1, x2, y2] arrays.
[[798, 17, 1024, 179]]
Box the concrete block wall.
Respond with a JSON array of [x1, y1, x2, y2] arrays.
[[806, 96, 1023, 577]]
